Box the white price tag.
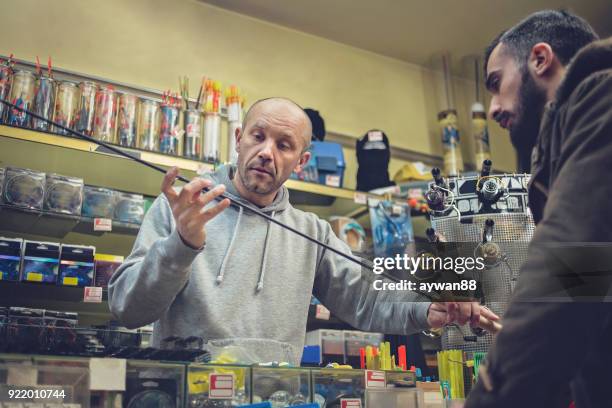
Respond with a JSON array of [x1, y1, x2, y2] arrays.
[[367, 130, 383, 142], [315, 304, 331, 320], [365, 370, 386, 389], [353, 192, 367, 205], [94, 218, 112, 232], [84, 286, 103, 303], [392, 205, 403, 215], [209, 373, 235, 399], [89, 358, 126, 391], [325, 175, 341, 187], [341, 399, 362, 408]]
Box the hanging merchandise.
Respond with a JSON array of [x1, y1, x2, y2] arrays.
[[31, 57, 55, 132], [433, 53, 464, 176], [117, 93, 138, 148], [356, 130, 394, 192], [82, 185, 115, 219], [225, 85, 244, 164], [137, 97, 161, 151], [439, 109, 463, 177], [304, 108, 326, 141], [2, 167, 46, 210], [43, 173, 84, 215], [0, 56, 13, 121], [52, 81, 79, 135], [369, 200, 413, 258], [92, 84, 117, 142], [5, 70, 35, 127], [76, 81, 97, 136], [202, 79, 222, 163]]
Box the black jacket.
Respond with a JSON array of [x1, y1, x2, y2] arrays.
[[466, 38, 612, 408]]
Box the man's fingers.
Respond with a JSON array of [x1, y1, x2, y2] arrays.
[[470, 302, 481, 326], [457, 302, 471, 325], [178, 177, 213, 209], [446, 302, 457, 324], [161, 167, 180, 202], [200, 198, 231, 223], [480, 306, 501, 322], [195, 184, 227, 207]]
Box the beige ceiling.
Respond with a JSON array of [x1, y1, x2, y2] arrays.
[[200, 0, 611, 69]]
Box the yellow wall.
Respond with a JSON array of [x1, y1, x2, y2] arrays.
[[0, 0, 516, 190]]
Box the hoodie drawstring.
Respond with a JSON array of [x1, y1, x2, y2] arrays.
[[256, 211, 275, 292], [216, 206, 243, 284]]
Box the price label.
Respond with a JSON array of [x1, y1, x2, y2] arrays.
[[365, 370, 386, 389], [84, 286, 103, 303], [367, 130, 383, 142], [341, 399, 362, 408], [325, 175, 341, 187], [209, 373, 234, 399], [353, 192, 367, 205], [315, 304, 330, 320], [94, 218, 112, 232]]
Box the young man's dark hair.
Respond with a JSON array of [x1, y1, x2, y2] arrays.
[[484, 10, 598, 74]]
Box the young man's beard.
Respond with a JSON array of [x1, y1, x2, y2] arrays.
[[510, 69, 548, 172]]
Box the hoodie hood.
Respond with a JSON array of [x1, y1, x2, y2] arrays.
[[203, 164, 290, 291], [556, 37, 612, 104]]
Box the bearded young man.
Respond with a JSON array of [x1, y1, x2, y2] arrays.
[[465, 10, 612, 408], [109, 97, 497, 365]]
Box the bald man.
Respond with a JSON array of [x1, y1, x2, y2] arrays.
[[109, 98, 497, 364]]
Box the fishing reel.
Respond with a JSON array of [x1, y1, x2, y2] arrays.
[[477, 160, 507, 207], [475, 219, 506, 268], [425, 167, 452, 212]]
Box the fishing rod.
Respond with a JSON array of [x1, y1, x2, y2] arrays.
[[1, 98, 509, 333]]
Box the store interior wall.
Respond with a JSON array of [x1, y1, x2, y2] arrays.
[[0, 0, 516, 191]]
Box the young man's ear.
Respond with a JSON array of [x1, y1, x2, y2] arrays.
[[294, 151, 312, 174], [529, 42, 555, 77]]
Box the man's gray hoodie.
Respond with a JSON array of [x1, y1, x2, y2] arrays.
[[108, 165, 431, 365]]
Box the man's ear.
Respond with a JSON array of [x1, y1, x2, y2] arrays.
[[235, 126, 242, 153], [529, 42, 556, 78], [294, 151, 312, 173]]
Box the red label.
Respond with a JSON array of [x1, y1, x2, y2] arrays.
[[94, 218, 112, 232], [84, 286, 103, 303], [365, 370, 386, 389], [209, 373, 234, 399], [341, 399, 362, 408]]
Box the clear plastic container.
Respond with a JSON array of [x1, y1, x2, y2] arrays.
[[252, 366, 311, 407], [312, 368, 366, 408], [5, 70, 36, 127], [160, 104, 181, 155], [137, 98, 160, 151], [184, 109, 203, 159], [76, 81, 97, 136], [31, 76, 55, 131], [203, 113, 221, 163], [93, 85, 117, 142], [53, 81, 80, 135], [117, 93, 138, 147]]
